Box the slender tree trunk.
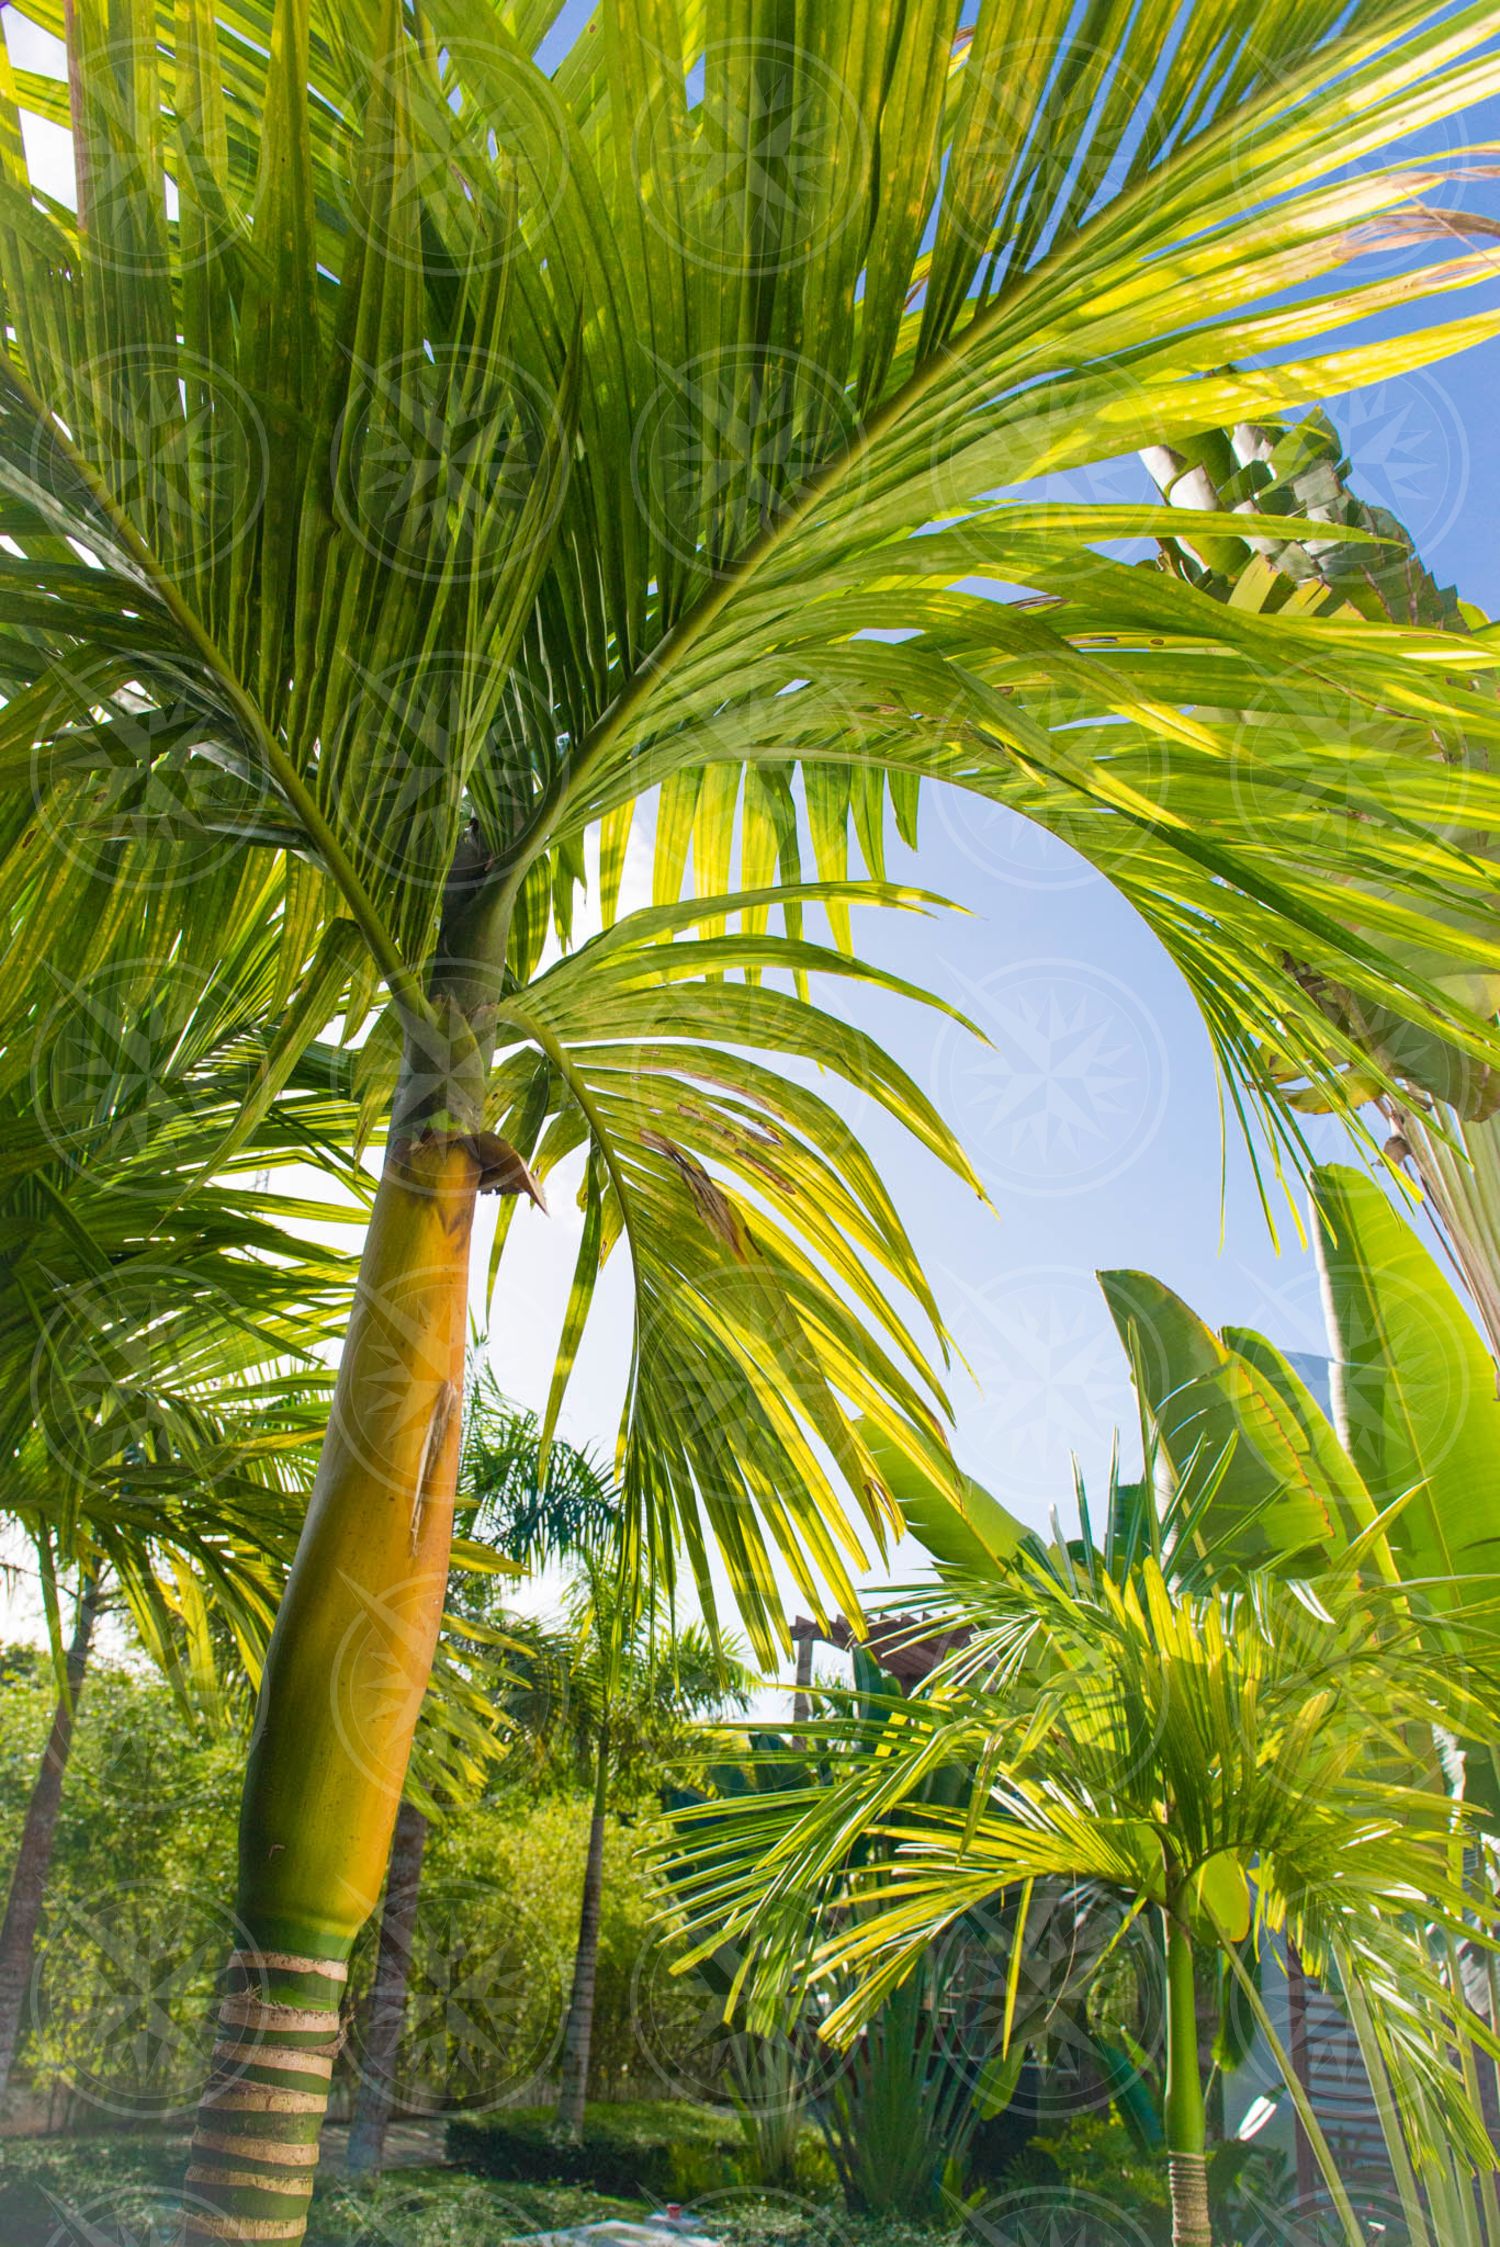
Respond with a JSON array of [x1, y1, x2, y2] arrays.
[[1164, 1909, 1212, 2247], [345, 1798, 429, 2180], [792, 1629, 814, 1730], [556, 1717, 610, 2140], [0, 1574, 101, 2104], [1285, 1939, 1318, 2207], [186, 1119, 482, 2244]]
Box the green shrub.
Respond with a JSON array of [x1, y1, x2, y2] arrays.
[[447, 2098, 748, 2198]]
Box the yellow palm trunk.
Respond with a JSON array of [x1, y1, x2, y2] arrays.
[[186, 1129, 480, 2242]]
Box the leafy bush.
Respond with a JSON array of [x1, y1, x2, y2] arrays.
[[448, 2098, 754, 2197], [0, 1658, 242, 2127]]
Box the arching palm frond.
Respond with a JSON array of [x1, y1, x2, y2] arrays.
[[0, 2, 1497, 1160], [666, 1560, 1500, 2236], [0, 947, 360, 1698]]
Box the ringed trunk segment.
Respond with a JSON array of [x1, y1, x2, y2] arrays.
[[186, 1950, 347, 2244], [1168, 2152, 1213, 2247], [190, 1129, 481, 2240], [1163, 1905, 1213, 2247]]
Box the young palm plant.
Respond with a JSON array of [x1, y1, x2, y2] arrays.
[[668, 1559, 1500, 2247], [5, 7, 1500, 2233]]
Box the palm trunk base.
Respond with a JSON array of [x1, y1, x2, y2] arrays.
[[185, 1949, 348, 2243], [1169, 2151, 1212, 2247]]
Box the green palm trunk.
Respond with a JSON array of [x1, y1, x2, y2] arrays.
[[186, 1123, 480, 2241], [1164, 1905, 1212, 2247]]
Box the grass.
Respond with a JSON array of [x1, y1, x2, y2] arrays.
[[0, 2136, 955, 2247]]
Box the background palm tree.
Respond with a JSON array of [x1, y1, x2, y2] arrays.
[[3, 6, 1500, 2230], [0, 988, 360, 2110], [468, 1375, 751, 2136]]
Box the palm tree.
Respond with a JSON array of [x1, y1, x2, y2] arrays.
[[668, 1558, 1500, 2247], [343, 1376, 605, 2177], [467, 1378, 750, 2135], [0, 981, 359, 2109], [2, 8, 1500, 2231]]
